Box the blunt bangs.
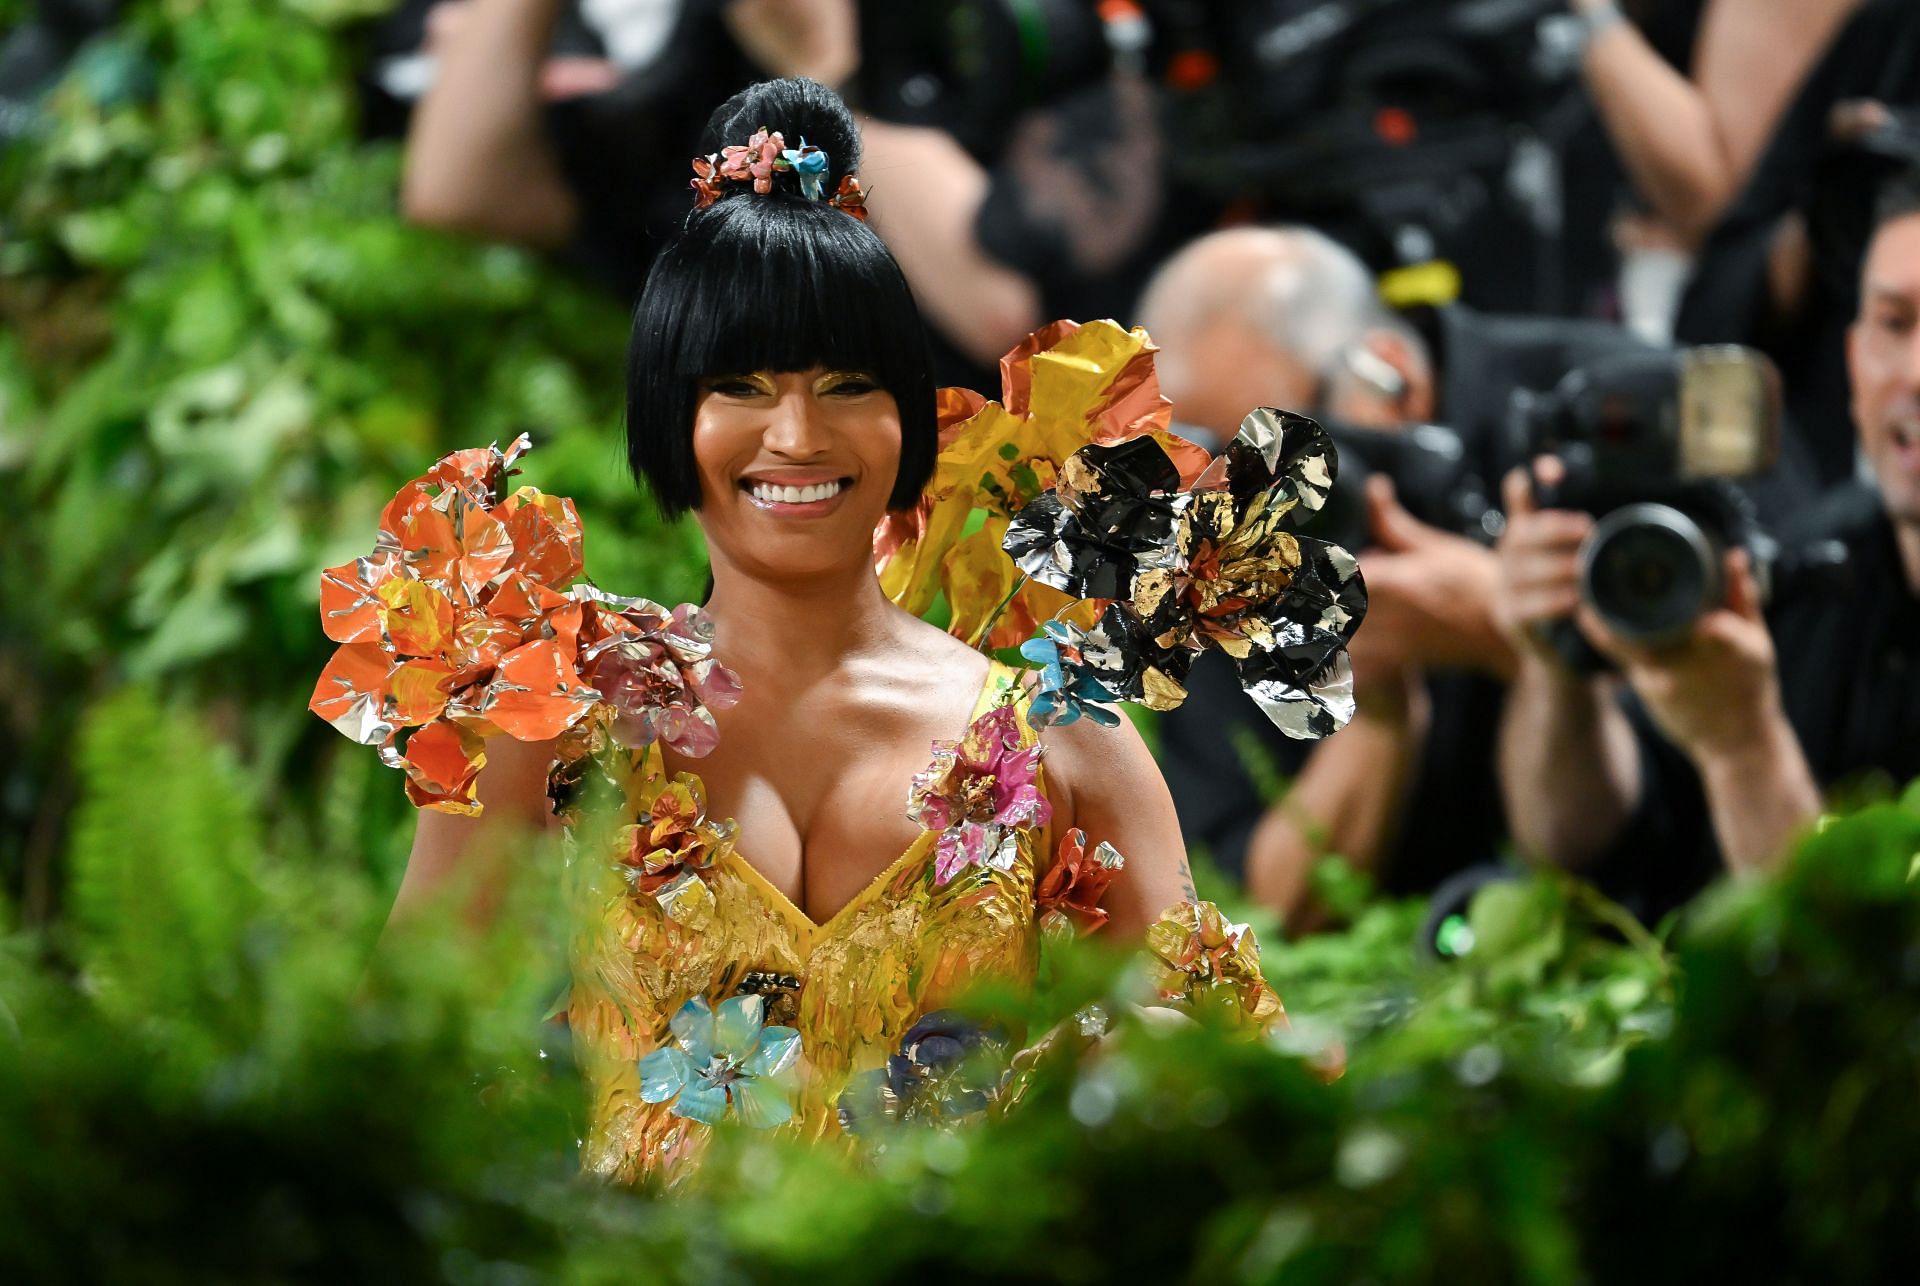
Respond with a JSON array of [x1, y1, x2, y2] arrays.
[[626, 197, 938, 518]]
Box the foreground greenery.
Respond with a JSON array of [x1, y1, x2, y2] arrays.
[[4, 689, 1919, 1281]]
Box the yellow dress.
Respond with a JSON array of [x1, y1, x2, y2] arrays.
[[565, 660, 1050, 1184]]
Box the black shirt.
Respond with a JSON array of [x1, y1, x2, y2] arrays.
[[1595, 489, 1920, 920], [1159, 652, 1510, 896]]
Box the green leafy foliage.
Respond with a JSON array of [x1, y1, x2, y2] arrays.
[[3, 698, 1918, 1279], [0, 0, 708, 899]]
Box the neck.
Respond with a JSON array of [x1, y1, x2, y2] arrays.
[[702, 547, 904, 681], [1898, 519, 1920, 596]]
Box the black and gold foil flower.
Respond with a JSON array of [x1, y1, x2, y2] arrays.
[[1003, 408, 1366, 738]]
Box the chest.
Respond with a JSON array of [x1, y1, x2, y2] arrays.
[[666, 684, 981, 923], [1777, 588, 1920, 781]]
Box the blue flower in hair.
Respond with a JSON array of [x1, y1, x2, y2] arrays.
[[782, 137, 830, 201]]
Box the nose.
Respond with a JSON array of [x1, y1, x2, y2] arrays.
[[762, 385, 831, 459]]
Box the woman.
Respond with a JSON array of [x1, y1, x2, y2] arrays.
[[324, 78, 1347, 1183], [397, 77, 1195, 1176]]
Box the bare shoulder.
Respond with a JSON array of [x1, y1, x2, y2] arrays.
[[1038, 709, 1162, 820], [1038, 712, 1195, 938], [877, 605, 993, 698]]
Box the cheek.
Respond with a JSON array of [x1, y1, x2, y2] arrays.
[[839, 401, 904, 478], [689, 407, 749, 499]]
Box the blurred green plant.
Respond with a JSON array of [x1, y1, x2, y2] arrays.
[[4, 691, 1918, 1281], [0, 0, 708, 916]]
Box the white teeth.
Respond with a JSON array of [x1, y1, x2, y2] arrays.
[[748, 479, 845, 505]]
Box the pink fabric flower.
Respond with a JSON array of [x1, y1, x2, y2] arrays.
[[907, 706, 1051, 886], [577, 594, 742, 759], [717, 128, 785, 194]]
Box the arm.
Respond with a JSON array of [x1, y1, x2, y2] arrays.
[[1580, 550, 1820, 873], [1498, 654, 1642, 869], [1043, 713, 1195, 941], [1244, 667, 1430, 925], [387, 733, 560, 931], [1574, 0, 1859, 243], [854, 117, 1044, 367], [1492, 464, 1642, 867], [401, 0, 579, 248]]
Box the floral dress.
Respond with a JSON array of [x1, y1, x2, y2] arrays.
[[565, 660, 1062, 1183]]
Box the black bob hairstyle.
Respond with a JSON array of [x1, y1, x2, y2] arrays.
[[625, 78, 938, 519]]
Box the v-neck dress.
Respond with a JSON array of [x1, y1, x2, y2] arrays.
[[565, 660, 1048, 1184]]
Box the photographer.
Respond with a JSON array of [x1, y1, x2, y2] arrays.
[[1496, 174, 1920, 913], [1142, 227, 1519, 922], [398, 0, 849, 294]]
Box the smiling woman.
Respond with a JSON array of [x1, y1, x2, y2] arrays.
[[364, 77, 1302, 1187]]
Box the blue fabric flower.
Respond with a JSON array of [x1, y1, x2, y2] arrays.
[[637, 994, 802, 1128], [1019, 621, 1122, 728], [781, 137, 830, 201]]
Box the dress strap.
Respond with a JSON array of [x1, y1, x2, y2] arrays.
[[969, 658, 1037, 744], [969, 658, 1054, 866]]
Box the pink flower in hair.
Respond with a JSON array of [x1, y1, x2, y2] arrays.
[[718, 127, 786, 194]]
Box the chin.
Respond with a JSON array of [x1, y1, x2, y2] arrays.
[[712, 507, 890, 582]]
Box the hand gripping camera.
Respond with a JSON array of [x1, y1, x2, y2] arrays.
[[1514, 346, 1783, 667]]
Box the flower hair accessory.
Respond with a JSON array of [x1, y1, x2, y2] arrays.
[[689, 127, 868, 220]]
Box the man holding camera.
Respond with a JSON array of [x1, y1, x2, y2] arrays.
[[1497, 174, 1920, 915], [1139, 226, 1522, 923]]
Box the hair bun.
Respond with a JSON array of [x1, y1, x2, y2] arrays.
[[696, 78, 860, 203]]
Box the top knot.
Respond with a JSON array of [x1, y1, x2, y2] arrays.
[[690, 125, 867, 219]]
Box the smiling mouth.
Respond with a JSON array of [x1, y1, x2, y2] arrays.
[[739, 477, 853, 508]]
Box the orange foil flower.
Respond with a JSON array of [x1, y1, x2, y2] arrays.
[[1144, 899, 1285, 1031], [1035, 828, 1125, 938], [616, 773, 737, 890], [309, 437, 740, 814], [828, 174, 868, 221], [690, 154, 725, 209]]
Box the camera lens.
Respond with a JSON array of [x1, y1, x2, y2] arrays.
[[1580, 503, 1723, 646]]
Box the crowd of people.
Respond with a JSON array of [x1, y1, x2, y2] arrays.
[[384, 0, 1920, 931]]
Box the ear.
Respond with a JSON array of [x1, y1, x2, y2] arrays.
[[1358, 329, 1434, 421]]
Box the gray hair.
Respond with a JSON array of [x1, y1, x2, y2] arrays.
[[1140, 225, 1427, 383]]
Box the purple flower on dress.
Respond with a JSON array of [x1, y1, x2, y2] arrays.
[[906, 706, 1051, 886], [837, 1010, 1009, 1134]]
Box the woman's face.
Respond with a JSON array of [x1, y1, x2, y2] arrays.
[[690, 366, 903, 581]]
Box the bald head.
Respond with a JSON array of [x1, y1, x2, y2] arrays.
[[1139, 226, 1429, 437]]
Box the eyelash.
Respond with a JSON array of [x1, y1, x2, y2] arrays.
[[708, 376, 879, 396]]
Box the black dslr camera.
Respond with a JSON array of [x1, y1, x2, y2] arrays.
[[1513, 347, 1783, 668]]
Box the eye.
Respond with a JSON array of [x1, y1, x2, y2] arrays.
[[704, 375, 765, 397], [824, 373, 881, 397]]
